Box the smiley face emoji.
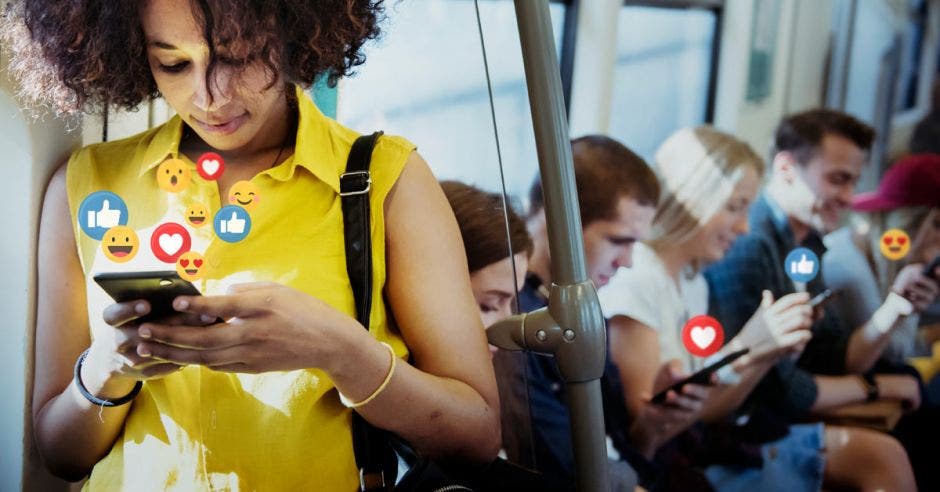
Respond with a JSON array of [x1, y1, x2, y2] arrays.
[[176, 251, 207, 282], [101, 226, 139, 263], [228, 180, 259, 212], [185, 202, 209, 228], [880, 229, 911, 260], [156, 158, 191, 193]]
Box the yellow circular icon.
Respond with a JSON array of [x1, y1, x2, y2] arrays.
[[101, 226, 139, 263], [228, 180, 259, 212], [176, 251, 207, 282], [880, 228, 911, 260], [156, 158, 191, 193], [185, 202, 209, 228]]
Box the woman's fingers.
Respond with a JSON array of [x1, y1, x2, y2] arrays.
[[172, 292, 265, 320], [137, 342, 245, 367], [679, 383, 710, 401], [103, 300, 150, 327], [139, 321, 240, 350]]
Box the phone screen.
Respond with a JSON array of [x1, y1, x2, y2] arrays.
[[93, 271, 201, 322], [650, 348, 749, 405]]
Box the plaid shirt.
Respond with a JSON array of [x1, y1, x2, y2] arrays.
[[703, 195, 848, 441]]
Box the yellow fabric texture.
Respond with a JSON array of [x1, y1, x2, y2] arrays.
[[66, 86, 414, 491]]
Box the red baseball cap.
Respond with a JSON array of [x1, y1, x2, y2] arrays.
[[852, 153, 940, 212]]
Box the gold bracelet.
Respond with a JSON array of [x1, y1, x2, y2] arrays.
[[339, 342, 397, 408]]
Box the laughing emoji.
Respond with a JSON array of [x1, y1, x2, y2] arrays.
[[880, 229, 911, 260], [101, 226, 139, 263], [176, 251, 207, 282], [228, 180, 259, 212], [157, 158, 191, 193], [185, 202, 209, 228]]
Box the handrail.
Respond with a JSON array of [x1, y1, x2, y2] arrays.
[[487, 2, 611, 491]]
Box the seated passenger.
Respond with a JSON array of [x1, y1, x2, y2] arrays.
[[824, 154, 940, 366], [441, 181, 532, 331], [601, 126, 913, 492], [512, 135, 701, 490], [15, 1, 500, 488], [704, 109, 918, 491]]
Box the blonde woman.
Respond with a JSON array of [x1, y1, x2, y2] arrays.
[[599, 126, 915, 491]]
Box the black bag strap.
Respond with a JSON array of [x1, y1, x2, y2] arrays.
[[340, 131, 397, 491]]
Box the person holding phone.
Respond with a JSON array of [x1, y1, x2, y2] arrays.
[[599, 126, 914, 491], [823, 154, 940, 366], [14, 1, 500, 489]]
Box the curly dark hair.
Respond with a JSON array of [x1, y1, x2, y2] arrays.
[[0, 0, 384, 114]]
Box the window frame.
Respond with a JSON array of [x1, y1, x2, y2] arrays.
[[620, 0, 725, 123]]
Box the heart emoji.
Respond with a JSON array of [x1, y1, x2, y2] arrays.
[[180, 258, 190, 267], [884, 237, 894, 245], [150, 222, 191, 263], [898, 237, 907, 245], [682, 315, 725, 357], [194, 259, 203, 267], [197, 152, 225, 180], [159, 233, 183, 256], [690, 326, 716, 349]]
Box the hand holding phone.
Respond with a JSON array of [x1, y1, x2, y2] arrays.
[[94, 271, 201, 323], [923, 255, 940, 280], [651, 348, 749, 404], [809, 288, 841, 309]]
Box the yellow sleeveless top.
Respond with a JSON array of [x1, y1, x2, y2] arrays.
[[66, 86, 414, 491]]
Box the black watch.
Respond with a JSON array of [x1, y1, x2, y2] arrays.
[[860, 373, 879, 402]]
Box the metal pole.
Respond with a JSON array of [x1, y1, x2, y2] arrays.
[[513, 2, 610, 491]]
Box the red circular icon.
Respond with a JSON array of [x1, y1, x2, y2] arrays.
[[681, 315, 725, 357], [150, 222, 192, 264], [197, 152, 225, 181]]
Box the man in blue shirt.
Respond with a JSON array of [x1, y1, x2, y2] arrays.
[[705, 109, 933, 489], [506, 135, 707, 490]]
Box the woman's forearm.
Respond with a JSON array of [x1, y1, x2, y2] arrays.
[[33, 356, 136, 481], [327, 329, 499, 463]]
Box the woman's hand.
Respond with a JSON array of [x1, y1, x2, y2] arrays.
[[81, 300, 210, 398], [731, 290, 813, 363], [135, 282, 362, 374], [892, 264, 939, 313], [630, 359, 711, 458]]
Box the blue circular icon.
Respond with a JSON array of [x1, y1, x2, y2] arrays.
[[785, 247, 819, 283], [213, 205, 251, 243], [78, 191, 129, 240]]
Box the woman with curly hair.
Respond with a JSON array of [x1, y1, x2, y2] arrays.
[[5, 0, 500, 489]]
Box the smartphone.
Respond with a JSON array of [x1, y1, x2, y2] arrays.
[[924, 255, 940, 280], [650, 348, 750, 405], [808, 288, 838, 308], [93, 271, 201, 322]]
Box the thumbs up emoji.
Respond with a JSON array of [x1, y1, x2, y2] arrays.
[[78, 191, 129, 240], [214, 205, 252, 243], [221, 211, 245, 234], [794, 254, 815, 275], [86, 199, 122, 229], [785, 247, 820, 282]]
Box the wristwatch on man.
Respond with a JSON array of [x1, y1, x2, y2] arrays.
[[859, 373, 880, 402]]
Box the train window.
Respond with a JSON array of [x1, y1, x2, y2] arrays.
[[607, 3, 719, 161], [895, 0, 929, 113], [337, 0, 566, 201]]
